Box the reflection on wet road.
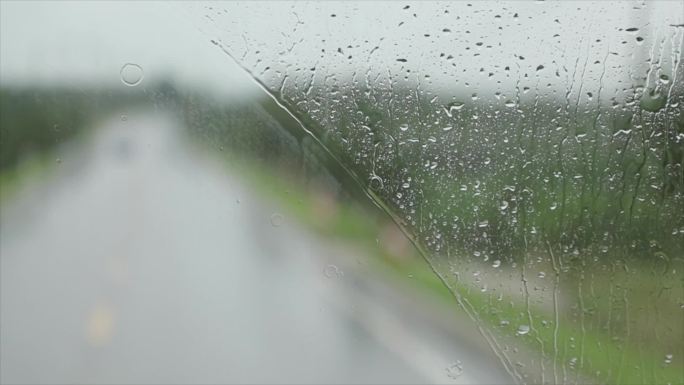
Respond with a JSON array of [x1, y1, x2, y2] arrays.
[[0, 113, 512, 384]]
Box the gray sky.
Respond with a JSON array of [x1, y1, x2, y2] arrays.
[[0, 1, 256, 96], [189, 1, 683, 104], [2, 1, 682, 103]]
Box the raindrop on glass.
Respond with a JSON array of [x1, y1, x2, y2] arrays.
[[516, 324, 530, 335], [369, 175, 384, 190], [446, 360, 463, 379], [120, 63, 144, 87], [323, 264, 343, 278], [444, 101, 465, 117], [270, 213, 284, 227]]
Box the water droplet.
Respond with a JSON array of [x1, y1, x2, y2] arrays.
[[369, 175, 384, 190], [446, 360, 463, 379], [324, 264, 343, 278], [399, 123, 409, 132], [537, 271, 546, 279], [659, 74, 670, 84], [120, 114, 128, 121], [640, 89, 667, 112], [443, 102, 465, 117], [492, 260, 501, 268], [270, 213, 284, 227], [55, 158, 62, 164], [664, 354, 673, 365], [120, 63, 144, 87], [500, 201, 509, 210], [504, 100, 516, 108], [516, 325, 530, 335]]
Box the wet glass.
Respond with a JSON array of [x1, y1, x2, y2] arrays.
[[1, 1, 683, 384]]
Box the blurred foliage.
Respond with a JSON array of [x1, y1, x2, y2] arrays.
[[1, 88, 87, 169], [274, 83, 684, 265], [0, 87, 150, 170], [1, 82, 681, 384]]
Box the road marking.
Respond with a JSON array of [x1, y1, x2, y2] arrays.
[[85, 302, 115, 347]]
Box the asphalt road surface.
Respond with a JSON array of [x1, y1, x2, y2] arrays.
[[0, 112, 513, 384]]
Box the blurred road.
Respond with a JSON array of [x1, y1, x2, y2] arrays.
[[0, 113, 512, 384]]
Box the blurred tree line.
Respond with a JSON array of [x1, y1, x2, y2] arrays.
[[2, 80, 682, 261]]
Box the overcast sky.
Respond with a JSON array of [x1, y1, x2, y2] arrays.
[[2, 1, 682, 103], [0, 1, 256, 96]]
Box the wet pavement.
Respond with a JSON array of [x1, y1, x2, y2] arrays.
[[0, 113, 512, 384]]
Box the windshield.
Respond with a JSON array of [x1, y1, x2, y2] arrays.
[[1, 1, 682, 384]]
